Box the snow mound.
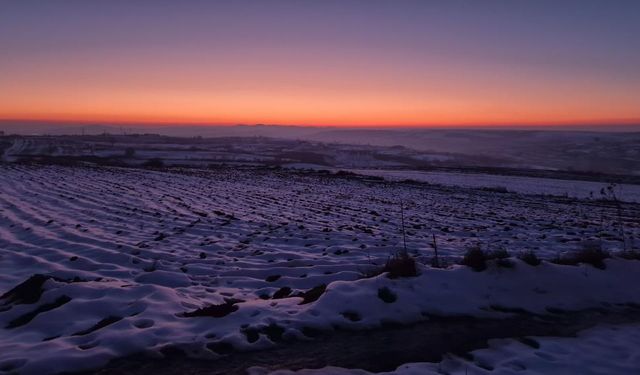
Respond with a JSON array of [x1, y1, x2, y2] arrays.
[[2, 259, 640, 374]]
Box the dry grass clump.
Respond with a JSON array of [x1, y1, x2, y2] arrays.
[[460, 246, 514, 271], [361, 252, 418, 279], [553, 242, 611, 270], [383, 252, 418, 278]]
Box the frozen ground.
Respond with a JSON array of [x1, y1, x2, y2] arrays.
[[256, 323, 640, 375], [350, 169, 640, 203], [0, 165, 639, 374]]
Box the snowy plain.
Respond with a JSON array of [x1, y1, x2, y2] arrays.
[[0, 165, 639, 374], [349, 169, 640, 203]]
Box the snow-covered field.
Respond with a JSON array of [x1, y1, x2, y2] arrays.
[[349, 169, 640, 203], [1, 165, 639, 374]]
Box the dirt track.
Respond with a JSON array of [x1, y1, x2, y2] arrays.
[[90, 306, 640, 375]]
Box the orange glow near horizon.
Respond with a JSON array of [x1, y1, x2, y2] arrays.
[[2, 55, 639, 127]]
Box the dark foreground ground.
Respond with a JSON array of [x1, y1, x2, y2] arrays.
[[90, 306, 640, 375]]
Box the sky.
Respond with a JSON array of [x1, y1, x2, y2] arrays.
[[1, 0, 639, 128]]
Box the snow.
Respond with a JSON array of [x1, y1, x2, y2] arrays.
[[0, 165, 639, 374], [254, 323, 640, 374], [350, 169, 640, 203]]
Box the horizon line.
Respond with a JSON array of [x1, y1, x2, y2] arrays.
[[2, 117, 640, 130]]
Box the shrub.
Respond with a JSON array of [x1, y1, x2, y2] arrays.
[[359, 252, 418, 279], [518, 250, 542, 266], [576, 246, 610, 269], [124, 147, 136, 158], [490, 248, 514, 267], [490, 248, 510, 259], [554, 242, 611, 269], [461, 246, 487, 271], [461, 246, 514, 271], [383, 253, 418, 278]]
